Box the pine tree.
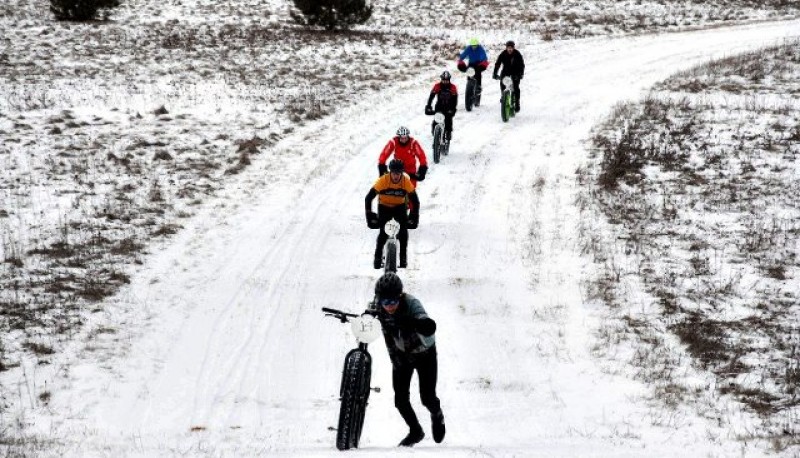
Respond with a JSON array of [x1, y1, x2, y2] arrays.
[[291, 0, 372, 31], [50, 0, 121, 21]]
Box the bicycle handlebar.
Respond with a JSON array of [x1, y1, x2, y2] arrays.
[[322, 307, 379, 324]]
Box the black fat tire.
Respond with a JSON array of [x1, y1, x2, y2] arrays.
[[384, 241, 397, 273], [432, 126, 442, 164], [501, 92, 511, 123], [465, 78, 475, 112], [336, 349, 372, 450]]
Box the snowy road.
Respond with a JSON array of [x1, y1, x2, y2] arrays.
[[23, 20, 800, 456]]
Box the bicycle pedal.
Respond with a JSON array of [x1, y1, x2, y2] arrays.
[[371, 387, 381, 393]]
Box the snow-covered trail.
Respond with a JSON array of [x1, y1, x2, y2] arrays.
[[25, 20, 800, 456]]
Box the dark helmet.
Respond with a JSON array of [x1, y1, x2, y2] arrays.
[[375, 272, 403, 299], [440, 70, 451, 81], [388, 159, 404, 173], [505, 40, 515, 48]]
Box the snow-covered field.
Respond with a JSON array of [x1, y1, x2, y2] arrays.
[[586, 40, 800, 448], [2, 0, 800, 456]]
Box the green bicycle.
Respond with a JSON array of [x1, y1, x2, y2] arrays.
[[500, 76, 516, 123]]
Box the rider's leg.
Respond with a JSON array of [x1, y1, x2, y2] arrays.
[[416, 346, 444, 443], [393, 360, 423, 434], [513, 77, 521, 111], [444, 114, 453, 141], [374, 205, 392, 268], [396, 206, 409, 267]]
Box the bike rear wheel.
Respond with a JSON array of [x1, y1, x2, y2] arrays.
[[465, 78, 475, 112], [336, 349, 372, 450], [432, 126, 442, 163], [384, 241, 397, 273]]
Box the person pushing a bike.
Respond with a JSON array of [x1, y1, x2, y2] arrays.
[[373, 272, 445, 447], [425, 71, 458, 143], [365, 159, 419, 269], [457, 37, 490, 99], [492, 40, 525, 113], [377, 126, 428, 187]]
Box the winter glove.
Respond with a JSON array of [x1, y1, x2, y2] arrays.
[[366, 211, 380, 229], [493, 74, 500, 80], [407, 212, 419, 229], [409, 173, 419, 181], [416, 317, 436, 336], [457, 60, 467, 72], [425, 106, 434, 116], [395, 315, 436, 336], [416, 165, 428, 181], [378, 163, 388, 176]]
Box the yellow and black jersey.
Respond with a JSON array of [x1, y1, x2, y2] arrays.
[[372, 173, 416, 207]]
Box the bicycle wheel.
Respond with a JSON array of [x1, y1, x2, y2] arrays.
[[501, 91, 510, 123], [336, 349, 372, 450], [432, 126, 442, 163], [465, 78, 475, 112], [384, 241, 397, 273]]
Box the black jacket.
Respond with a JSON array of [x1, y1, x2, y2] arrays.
[[493, 49, 525, 78], [426, 82, 458, 114]]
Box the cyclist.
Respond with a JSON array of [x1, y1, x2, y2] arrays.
[[365, 159, 419, 269], [492, 40, 525, 112], [456, 37, 490, 104], [373, 272, 445, 447], [377, 126, 428, 186], [424, 71, 458, 143]]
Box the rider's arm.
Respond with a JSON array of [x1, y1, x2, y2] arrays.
[[365, 188, 377, 212], [426, 89, 436, 108], [377, 139, 395, 174], [493, 54, 503, 78], [413, 140, 428, 166], [518, 51, 525, 77], [408, 191, 420, 214]]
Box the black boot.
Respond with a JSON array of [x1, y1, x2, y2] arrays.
[[398, 426, 424, 447], [431, 410, 445, 443], [373, 246, 383, 270]]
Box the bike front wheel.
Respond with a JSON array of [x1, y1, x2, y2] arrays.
[[501, 91, 511, 123], [432, 126, 442, 163], [336, 349, 372, 450], [384, 241, 397, 273], [465, 78, 475, 112]]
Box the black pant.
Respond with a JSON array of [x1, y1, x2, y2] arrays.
[[472, 66, 484, 89], [393, 346, 441, 430], [375, 204, 408, 260], [430, 113, 453, 140], [500, 76, 521, 109]]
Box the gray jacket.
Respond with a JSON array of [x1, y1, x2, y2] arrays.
[[378, 293, 435, 360]]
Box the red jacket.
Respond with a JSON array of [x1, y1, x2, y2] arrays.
[[378, 136, 428, 174]]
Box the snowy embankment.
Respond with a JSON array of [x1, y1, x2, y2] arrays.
[[1, 19, 799, 457], [586, 40, 800, 448]]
